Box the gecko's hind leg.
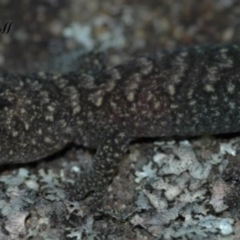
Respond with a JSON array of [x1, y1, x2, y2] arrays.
[[65, 130, 130, 201]]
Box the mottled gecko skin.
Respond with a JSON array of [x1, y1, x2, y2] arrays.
[[1, 44, 240, 200]]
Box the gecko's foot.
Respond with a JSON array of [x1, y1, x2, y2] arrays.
[[64, 171, 110, 202], [64, 180, 108, 212]]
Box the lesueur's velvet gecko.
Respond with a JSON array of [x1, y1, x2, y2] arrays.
[[0, 44, 239, 200]]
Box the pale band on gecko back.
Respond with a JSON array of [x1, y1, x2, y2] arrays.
[[0, 43, 239, 199]]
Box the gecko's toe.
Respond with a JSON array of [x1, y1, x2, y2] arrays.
[[64, 181, 91, 201], [64, 181, 107, 212], [64, 171, 108, 202]]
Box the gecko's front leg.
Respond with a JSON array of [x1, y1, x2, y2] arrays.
[[66, 130, 130, 201]]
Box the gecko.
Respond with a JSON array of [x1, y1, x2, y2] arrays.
[[0, 43, 240, 200]]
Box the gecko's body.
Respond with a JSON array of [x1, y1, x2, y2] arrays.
[[1, 44, 240, 199]]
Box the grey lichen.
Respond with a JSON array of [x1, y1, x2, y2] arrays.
[[131, 139, 236, 239]]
